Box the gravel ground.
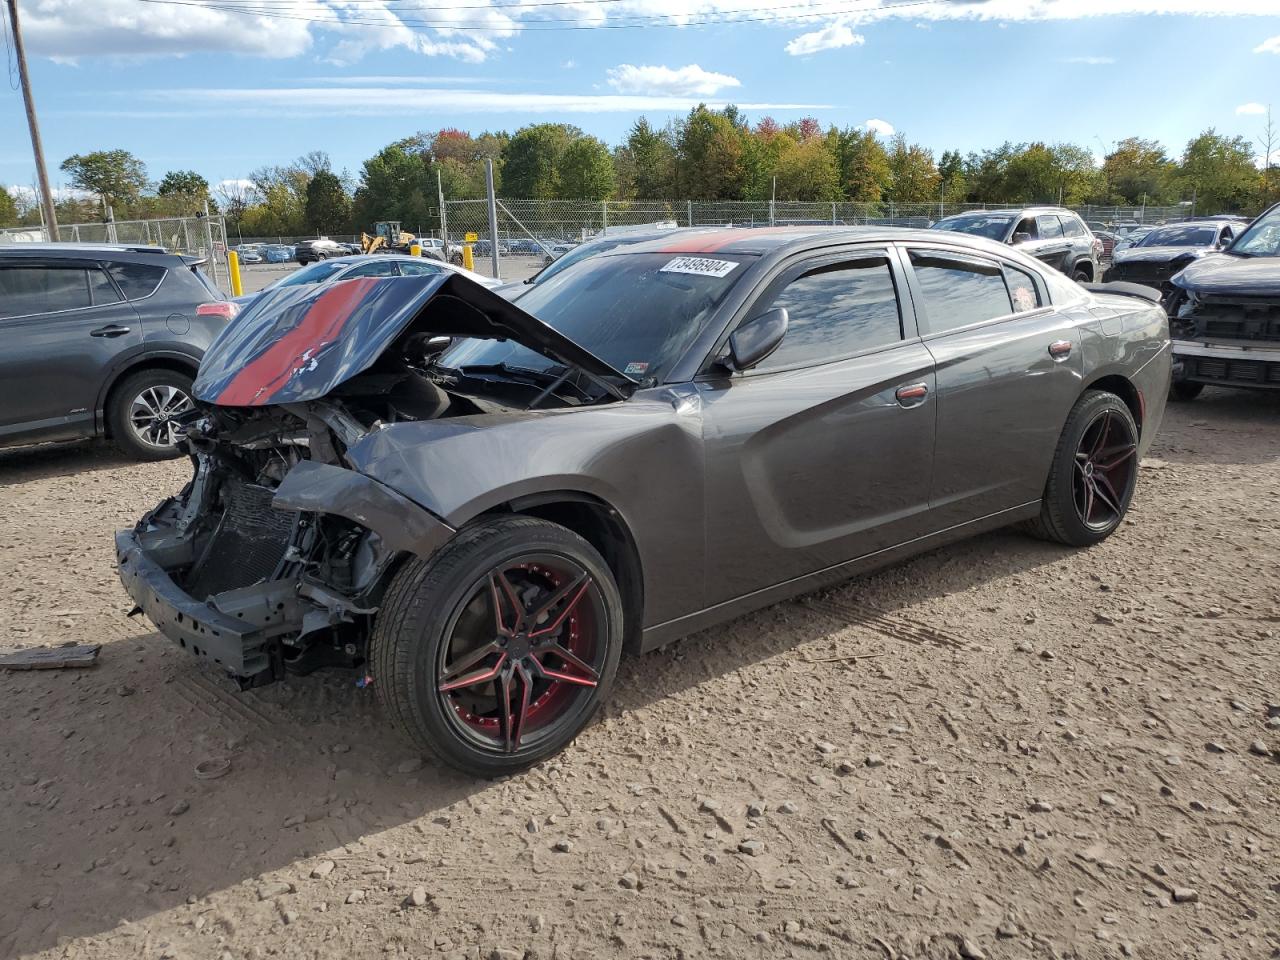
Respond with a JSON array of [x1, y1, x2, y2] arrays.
[[0, 389, 1277, 960]]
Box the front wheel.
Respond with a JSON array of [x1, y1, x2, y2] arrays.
[[1072, 264, 1093, 282], [1024, 390, 1139, 547], [369, 516, 624, 778]]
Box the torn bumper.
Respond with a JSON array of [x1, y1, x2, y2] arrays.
[[115, 528, 298, 676], [115, 460, 457, 677], [1171, 338, 1280, 389]]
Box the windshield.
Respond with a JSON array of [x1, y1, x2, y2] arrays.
[[1229, 207, 1280, 256], [274, 260, 349, 288], [932, 214, 1015, 241], [532, 237, 634, 284], [443, 251, 753, 383], [1137, 225, 1218, 248]]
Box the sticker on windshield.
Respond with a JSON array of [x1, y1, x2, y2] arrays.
[[660, 256, 739, 279]]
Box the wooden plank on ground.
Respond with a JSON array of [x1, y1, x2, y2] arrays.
[[0, 643, 101, 670]]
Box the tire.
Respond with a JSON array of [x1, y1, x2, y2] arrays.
[[1170, 381, 1204, 401], [107, 368, 196, 461], [1023, 390, 1140, 548], [1072, 264, 1093, 282], [370, 515, 624, 778]]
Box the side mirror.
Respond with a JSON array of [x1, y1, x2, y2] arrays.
[[423, 335, 453, 357], [1011, 232, 1033, 245], [722, 308, 788, 372]]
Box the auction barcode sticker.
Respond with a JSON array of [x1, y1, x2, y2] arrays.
[[660, 256, 739, 278]]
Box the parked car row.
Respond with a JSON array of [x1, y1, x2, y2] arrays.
[[234, 242, 296, 264]]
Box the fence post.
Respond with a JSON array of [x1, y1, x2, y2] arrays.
[[201, 200, 220, 288], [439, 172, 449, 258], [602, 200, 609, 231], [484, 159, 500, 279], [687, 200, 693, 227], [831, 202, 837, 226], [106, 206, 118, 244]]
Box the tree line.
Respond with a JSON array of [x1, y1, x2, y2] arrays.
[[2, 104, 1275, 234]]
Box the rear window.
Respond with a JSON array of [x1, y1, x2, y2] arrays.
[[108, 262, 167, 300]]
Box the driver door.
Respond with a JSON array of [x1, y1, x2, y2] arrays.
[[697, 248, 937, 606]]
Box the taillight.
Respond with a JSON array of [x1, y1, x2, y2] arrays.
[[196, 301, 240, 321]]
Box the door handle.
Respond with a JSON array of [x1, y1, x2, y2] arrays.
[[895, 382, 929, 407], [1048, 339, 1072, 361], [90, 324, 132, 338]]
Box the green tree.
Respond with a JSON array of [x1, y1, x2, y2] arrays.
[[774, 138, 841, 201], [830, 127, 891, 202], [353, 141, 431, 228], [938, 149, 967, 203], [1101, 137, 1176, 204], [741, 125, 795, 201], [157, 170, 210, 199], [886, 134, 940, 203], [675, 105, 745, 199], [59, 149, 149, 209], [558, 136, 615, 199], [626, 118, 677, 199], [305, 169, 353, 234], [0, 187, 18, 226], [502, 124, 579, 199], [1177, 129, 1260, 213]]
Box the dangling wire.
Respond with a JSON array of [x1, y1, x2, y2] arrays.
[[1, 3, 19, 91]]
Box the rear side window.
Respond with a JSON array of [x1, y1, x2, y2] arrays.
[[1036, 215, 1064, 239], [108, 262, 167, 300], [753, 257, 903, 370], [909, 251, 1013, 334], [1005, 265, 1043, 312], [1061, 217, 1086, 238]]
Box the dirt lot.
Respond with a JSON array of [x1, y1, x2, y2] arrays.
[[1, 390, 1277, 960]]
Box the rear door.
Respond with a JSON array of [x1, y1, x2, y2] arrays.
[[1034, 215, 1071, 272], [901, 246, 1084, 525], [0, 259, 141, 444], [699, 247, 937, 605]]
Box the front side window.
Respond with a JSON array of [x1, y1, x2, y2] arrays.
[[0, 265, 94, 318], [397, 260, 449, 277], [909, 251, 1013, 334], [275, 260, 349, 288], [1036, 215, 1064, 240], [752, 258, 903, 371], [340, 260, 401, 279], [108, 262, 167, 300], [1012, 218, 1039, 242]]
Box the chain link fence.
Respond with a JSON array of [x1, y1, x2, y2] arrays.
[[440, 199, 1197, 279], [2, 214, 232, 290]]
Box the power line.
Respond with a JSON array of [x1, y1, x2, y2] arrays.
[[130, 0, 935, 31]]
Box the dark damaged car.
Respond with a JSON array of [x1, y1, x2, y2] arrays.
[[116, 227, 1170, 777], [1166, 203, 1280, 399], [1103, 219, 1242, 297]]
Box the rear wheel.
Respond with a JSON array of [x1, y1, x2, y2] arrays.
[[370, 516, 624, 778], [1170, 381, 1204, 401], [1024, 390, 1139, 547], [107, 368, 195, 461]]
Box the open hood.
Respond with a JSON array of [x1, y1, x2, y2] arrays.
[[193, 273, 634, 407]]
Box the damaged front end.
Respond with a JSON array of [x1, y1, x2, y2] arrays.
[[115, 272, 631, 685]]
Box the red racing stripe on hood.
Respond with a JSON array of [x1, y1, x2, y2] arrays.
[[214, 277, 380, 407]]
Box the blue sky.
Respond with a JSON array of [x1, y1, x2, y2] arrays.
[[3, 0, 1280, 198]]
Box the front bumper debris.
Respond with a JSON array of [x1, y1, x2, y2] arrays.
[[1171, 338, 1280, 389]]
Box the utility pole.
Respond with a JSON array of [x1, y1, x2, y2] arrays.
[[6, 0, 58, 240]]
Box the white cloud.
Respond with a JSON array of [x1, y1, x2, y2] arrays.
[[138, 86, 825, 117], [1061, 55, 1115, 64], [785, 22, 865, 56], [1237, 102, 1268, 114], [1255, 35, 1280, 53], [562, 60, 577, 69], [606, 64, 740, 97], [864, 118, 895, 136]]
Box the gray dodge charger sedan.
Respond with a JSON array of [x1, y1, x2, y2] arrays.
[[116, 227, 1170, 777]]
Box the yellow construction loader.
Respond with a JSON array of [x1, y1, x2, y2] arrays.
[[360, 221, 416, 254]]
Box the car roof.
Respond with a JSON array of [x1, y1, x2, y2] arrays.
[[0, 242, 171, 256], [616, 225, 1019, 258], [936, 206, 1080, 220]]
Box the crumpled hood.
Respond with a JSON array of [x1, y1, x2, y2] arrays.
[[1172, 253, 1280, 298], [1113, 245, 1208, 265], [193, 272, 632, 407]]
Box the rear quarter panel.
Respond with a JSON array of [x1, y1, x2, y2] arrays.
[[1082, 295, 1171, 455]]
